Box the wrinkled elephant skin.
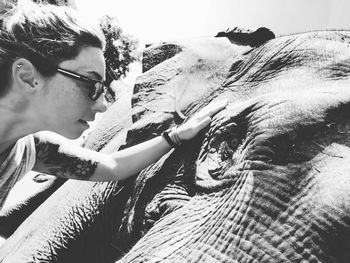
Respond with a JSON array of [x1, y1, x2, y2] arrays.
[[1, 30, 350, 262], [118, 31, 350, 263]]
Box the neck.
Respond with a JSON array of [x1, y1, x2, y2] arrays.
[[0, 93, 39, 154]]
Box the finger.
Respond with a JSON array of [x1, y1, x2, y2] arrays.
[[208, 102, 227, 116], [198, 100, 228, 118], [198, 116, 212, 130]]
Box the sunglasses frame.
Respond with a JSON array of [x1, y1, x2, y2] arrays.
[[56, 67, 108, 101]]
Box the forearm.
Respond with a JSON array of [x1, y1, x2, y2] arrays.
[[94, 135, 172, 181], [34, 132, 173, 182]]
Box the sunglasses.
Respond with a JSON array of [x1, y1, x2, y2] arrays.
[[56, 67, 109, 101]]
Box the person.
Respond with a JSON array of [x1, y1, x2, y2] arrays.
[[0, 1, 226, 209]]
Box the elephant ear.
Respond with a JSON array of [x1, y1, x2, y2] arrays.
[[215, 26, 275, 47]]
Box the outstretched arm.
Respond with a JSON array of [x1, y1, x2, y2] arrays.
[[33, 133, 175, 181], [33, 100, 227, 182]]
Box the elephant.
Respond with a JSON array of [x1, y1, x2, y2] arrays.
[[1, 28, 350, 262]]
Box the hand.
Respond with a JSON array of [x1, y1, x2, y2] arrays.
[[176, 100, 227, 141]]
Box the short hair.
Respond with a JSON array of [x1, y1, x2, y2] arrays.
[[0, 1, 105, 96]]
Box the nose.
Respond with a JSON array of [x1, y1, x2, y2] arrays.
[[92, 94, 108, 113]]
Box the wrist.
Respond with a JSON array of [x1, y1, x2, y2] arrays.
[[162, 126, 182, 148], [170, 126, 182, 145]]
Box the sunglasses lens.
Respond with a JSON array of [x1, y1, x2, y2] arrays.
[[90, 82, 104, 100]]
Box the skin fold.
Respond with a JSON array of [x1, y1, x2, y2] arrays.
[[1, 30, 350, 262]]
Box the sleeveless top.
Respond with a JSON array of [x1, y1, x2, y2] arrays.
[[0, 135, 36, 209]]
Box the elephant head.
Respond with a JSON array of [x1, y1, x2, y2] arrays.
[[116, 30, 350, 263], [1, 28, 350, 263]]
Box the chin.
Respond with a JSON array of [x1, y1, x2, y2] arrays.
[[60, 127, 85, 140], [65, 132, 83, 140], [55, 121, 88, 140]]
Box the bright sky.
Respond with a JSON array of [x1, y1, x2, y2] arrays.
[[74, 0, 350, 45], [73, 0, 350, 84]]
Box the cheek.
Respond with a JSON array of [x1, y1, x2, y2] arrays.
[[61, 95, 90, 120], [47, 80, 90, 119]]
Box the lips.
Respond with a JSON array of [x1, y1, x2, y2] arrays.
[[79, 118, 95, 123], [78, 120, 90, 127]]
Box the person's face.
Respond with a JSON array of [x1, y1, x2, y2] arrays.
[[38, 46, 107, 139]]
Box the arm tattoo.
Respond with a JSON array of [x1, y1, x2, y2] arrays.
[[33, 135, 98, 180]]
